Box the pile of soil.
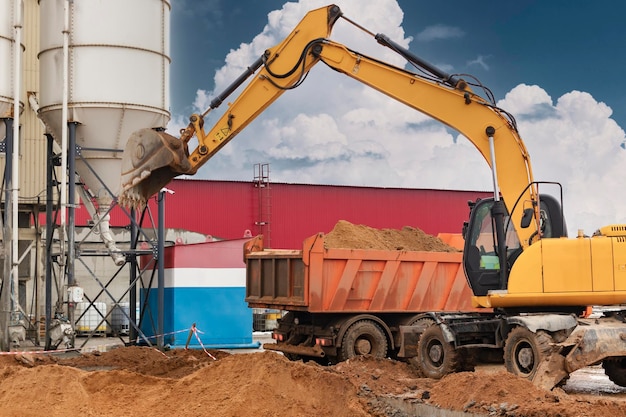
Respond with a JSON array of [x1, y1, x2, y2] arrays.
[[324, 220, 458, 252], [1, 347, 625, 416]]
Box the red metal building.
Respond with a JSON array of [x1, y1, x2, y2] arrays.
[[76, 179, 490, 249]]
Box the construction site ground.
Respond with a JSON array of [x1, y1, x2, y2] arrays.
[[6, 222, 622, 416], [0, 332, 625, 417]]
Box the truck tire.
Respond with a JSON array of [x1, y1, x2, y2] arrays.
[[603, 358, 626, 387], [338, 320, 388, 362], [406, 317, 434, 377], [504, 327, 552, 379], [418, 324, 460, 379]]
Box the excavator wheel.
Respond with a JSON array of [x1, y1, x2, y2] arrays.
[[602, 358, 626, 387], [338, 320, 388, 362], [503, 327, 552, 379], [417, 324, 460, 379]]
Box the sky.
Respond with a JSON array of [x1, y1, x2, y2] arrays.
[[168, 0, 626, 236]]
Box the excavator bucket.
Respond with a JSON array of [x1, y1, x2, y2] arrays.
[[118, 128, 193, 208], [532, 317, 626, 390]]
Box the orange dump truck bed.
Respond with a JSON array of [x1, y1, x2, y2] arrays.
[[245, 233, 484, 313]]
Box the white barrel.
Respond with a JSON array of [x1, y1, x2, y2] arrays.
[[38, 0, 171, 205], [75, 301, 107, 333]]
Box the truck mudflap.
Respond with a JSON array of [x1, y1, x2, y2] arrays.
[[263, 342, 326, 358], [533, 317, 626, 390]]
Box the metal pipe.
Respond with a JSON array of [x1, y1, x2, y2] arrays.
[[59, 0, 70, 273], [486, 127, 507, 289], [67, 121, 77, 347], [11, 0, 23, 329], [67, 122, 76, 286], [157, 190, 165, 349], [486, 126, 500, 201], [1, 119, 13, 351], [44, 134, 54, 350], [375, 33, 460, 88], [129, 207, 137, 343]]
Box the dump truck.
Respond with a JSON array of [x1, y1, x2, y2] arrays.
[[244, 228, 626, 390], [120, 4, 626, 389], [244, 230, 489, 371]]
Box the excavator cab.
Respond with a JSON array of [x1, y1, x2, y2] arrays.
[[463, 194, 566, 296]]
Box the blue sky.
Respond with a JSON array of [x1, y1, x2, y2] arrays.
[[168, 0, 626, 234], [171, 0, 626, 126]]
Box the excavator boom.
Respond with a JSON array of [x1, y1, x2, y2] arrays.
[[119, 4, 540, 248]]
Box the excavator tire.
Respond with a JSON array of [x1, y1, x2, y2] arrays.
[[504, 327, 552, 379], [338, 320, 388, 362], [418, 324, 460, 379], [602, 358, 626, 387]]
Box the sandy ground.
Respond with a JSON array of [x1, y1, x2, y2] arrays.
[[0, 333, 624, 417], [6, 223, 621, 415]]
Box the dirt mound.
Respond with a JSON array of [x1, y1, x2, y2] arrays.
[[324, 220, 458, 252], [1, 347, 625, 416], [427, 370, 626, 416], [20, 345, 231, 378]]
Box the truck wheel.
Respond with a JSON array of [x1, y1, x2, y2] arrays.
[[418, 324, 459, 379], [603, 358, 626, 387], [504, 327, 552, 379], [406, 318, 434, 377], [338, 320, 388, 362]]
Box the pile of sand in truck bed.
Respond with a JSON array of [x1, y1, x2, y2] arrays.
[[1, 347, 625, 417], [324, 220, 458, 252]]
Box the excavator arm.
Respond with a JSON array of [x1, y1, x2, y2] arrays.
[[310, 39, 538, 248], [119, 4, 343, 207], [119, 3, 540, 247]]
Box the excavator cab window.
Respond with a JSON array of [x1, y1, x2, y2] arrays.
[[536, 194, 567, 238], [463, 198, 520, 296], [519, 194, 567, 239]]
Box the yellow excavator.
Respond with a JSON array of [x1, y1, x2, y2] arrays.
[[119, 5, 626, 389]]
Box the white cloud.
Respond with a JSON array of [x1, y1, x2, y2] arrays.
[[168, 0, 626, 237], [497, 85, 626, 234], [416, 24, 465, 42], [467, 54, 491, 71], [498, 84, 553, 115]]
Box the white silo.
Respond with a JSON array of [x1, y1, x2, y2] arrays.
[[38, 0, 171, 207], [0, 0, 22, 136]]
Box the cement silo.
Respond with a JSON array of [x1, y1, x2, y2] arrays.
[[38, 0, 171, 207], [0, 0, 20, 136]]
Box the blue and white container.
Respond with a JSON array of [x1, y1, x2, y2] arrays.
[[140, 238, 258, 349]]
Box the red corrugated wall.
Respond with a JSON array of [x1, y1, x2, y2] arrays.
[[73, 179, 490, 249]]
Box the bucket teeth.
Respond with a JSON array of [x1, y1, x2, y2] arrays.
[[117, 185, 146, 210]]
